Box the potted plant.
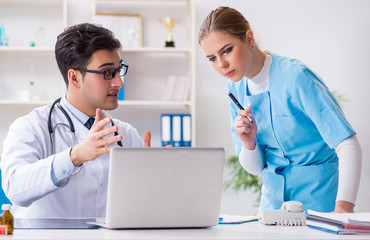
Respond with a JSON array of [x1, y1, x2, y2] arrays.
[[224, 154, 262, 205]]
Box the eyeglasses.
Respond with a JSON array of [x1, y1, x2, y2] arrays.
[[75, 63, 129, 80]]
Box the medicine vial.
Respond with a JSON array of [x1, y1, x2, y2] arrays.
[[0, 204, 14, 234]]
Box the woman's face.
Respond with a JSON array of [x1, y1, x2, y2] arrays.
[[200, 31, 254, 82]]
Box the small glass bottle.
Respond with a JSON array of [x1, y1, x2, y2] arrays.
[[0, 204, 13, 235]]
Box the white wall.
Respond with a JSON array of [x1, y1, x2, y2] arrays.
[[195, 0, 370, 214], [1, 0, 369, 215]]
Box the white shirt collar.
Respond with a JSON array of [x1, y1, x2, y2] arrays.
[[60, 96, 91, 125], [247, 53, 272, 95]]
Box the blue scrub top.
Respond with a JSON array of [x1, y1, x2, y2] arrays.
[[228, 54, 355, 212]]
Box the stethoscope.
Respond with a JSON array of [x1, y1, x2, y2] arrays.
[[48, 97, 123, 154]]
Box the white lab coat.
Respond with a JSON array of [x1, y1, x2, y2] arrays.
[[1, 101, 143, 218]]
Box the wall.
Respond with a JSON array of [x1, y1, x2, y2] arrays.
[[195, 0, 370, 214], [1, 0, 369, 215]]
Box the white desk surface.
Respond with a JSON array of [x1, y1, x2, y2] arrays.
[[5, 222, 370, 240]]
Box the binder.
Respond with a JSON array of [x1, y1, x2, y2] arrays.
[[118, 59, 126, 101], [181, 114, 191, 147], [118, 85, 124, 101], [160, 113, 192, 147], [171, 115, 182, 147], [161, 114, 172, 147]]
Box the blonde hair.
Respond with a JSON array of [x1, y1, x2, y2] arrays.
[[198, 6, 251, 44]]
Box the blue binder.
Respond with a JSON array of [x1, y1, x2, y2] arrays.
[[181, 114, 192, 147], [118, 85, 124, 100], [118, 59, 126, 101], [161, 114, 172, 147], [160, 113, 192, 147], [171, 114, 182, 147]]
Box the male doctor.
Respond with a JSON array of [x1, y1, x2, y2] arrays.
[[1, 23, 151, 218]]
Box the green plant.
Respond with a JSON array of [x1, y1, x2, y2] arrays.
[[331, 90, 348, 108], [224, 154, 262, 204]]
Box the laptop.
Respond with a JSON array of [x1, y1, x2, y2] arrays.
[[90, 147, 225, 229]]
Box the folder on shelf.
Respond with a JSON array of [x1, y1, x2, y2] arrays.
[[118, 85, 124, 101], [171, 115, 182, 147], [118, 59, 126, 101], [163, 75, 177, 101], [182, 114, 191, 147], [173, 76, 191, 101], [161, 114, 172, 147], [163, 75, 191, 101], [160, 113, 192, 147]]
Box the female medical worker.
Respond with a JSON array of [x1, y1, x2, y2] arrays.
[[198, 7, 362, 213], [1, 23, 151, 218]]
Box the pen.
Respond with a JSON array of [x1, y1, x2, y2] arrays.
[[227, 91, 254, 123]]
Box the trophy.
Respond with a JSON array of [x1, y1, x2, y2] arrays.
[[160, 17, 180, 47]]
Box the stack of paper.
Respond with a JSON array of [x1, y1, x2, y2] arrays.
[[219, 214, 258, 224], [163, 75, 191, 101], [307, 210, 370, 235]]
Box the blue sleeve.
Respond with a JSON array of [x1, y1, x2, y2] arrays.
[[292, 68, 355, 148]]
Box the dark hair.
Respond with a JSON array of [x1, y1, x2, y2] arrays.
[[55, 23, 121, 87], [198, 6, 251, 43]]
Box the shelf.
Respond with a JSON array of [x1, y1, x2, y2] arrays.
[[0, 100, 191, 107], [94, 0, 189, 2], [0, 47, 54, 53], [0, 46, 190, 54], [0, 100, 52, 106], [118, 100, 191, 106], [0, 0, 65, 4], [123, 47, 190, 54]]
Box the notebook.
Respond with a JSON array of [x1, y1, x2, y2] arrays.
[[90, 147, 225, 229]]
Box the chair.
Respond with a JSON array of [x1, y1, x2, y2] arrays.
[[0, 170, 11, 205]]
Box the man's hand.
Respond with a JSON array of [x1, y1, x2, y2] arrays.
[[70, 108, 122, 166], [143, 130, 151, 147]]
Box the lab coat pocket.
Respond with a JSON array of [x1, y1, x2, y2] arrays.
[[274, 110, 321, 154]]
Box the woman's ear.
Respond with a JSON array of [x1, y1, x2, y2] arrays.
[[246, 30, 256, 48], [68, 69, 81, 89]]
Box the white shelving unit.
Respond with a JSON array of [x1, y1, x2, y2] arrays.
[[0, 47, 55, 53], [0, 0, 67, 103], [90, 0, 196, 146], [0, 0, 196, 148], [0, 0, 68, 155]]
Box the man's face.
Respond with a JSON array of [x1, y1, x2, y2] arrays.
[[76, 49, 124, 116]]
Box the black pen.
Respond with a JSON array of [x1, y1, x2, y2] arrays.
[[227, 91, 253, 123]]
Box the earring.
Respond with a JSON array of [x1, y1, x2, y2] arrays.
[[251, 45, 255, 49]]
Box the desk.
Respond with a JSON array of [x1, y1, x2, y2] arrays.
[[5, 222, 370, 239]]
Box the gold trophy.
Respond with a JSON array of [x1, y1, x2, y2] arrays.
[[160, 17, 180, 47]]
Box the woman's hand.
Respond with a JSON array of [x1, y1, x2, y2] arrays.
[[234, 105, 257, 150], [333, 200, 355, 213]]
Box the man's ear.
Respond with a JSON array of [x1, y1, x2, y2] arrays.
[[68, 69, 81, 89]]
